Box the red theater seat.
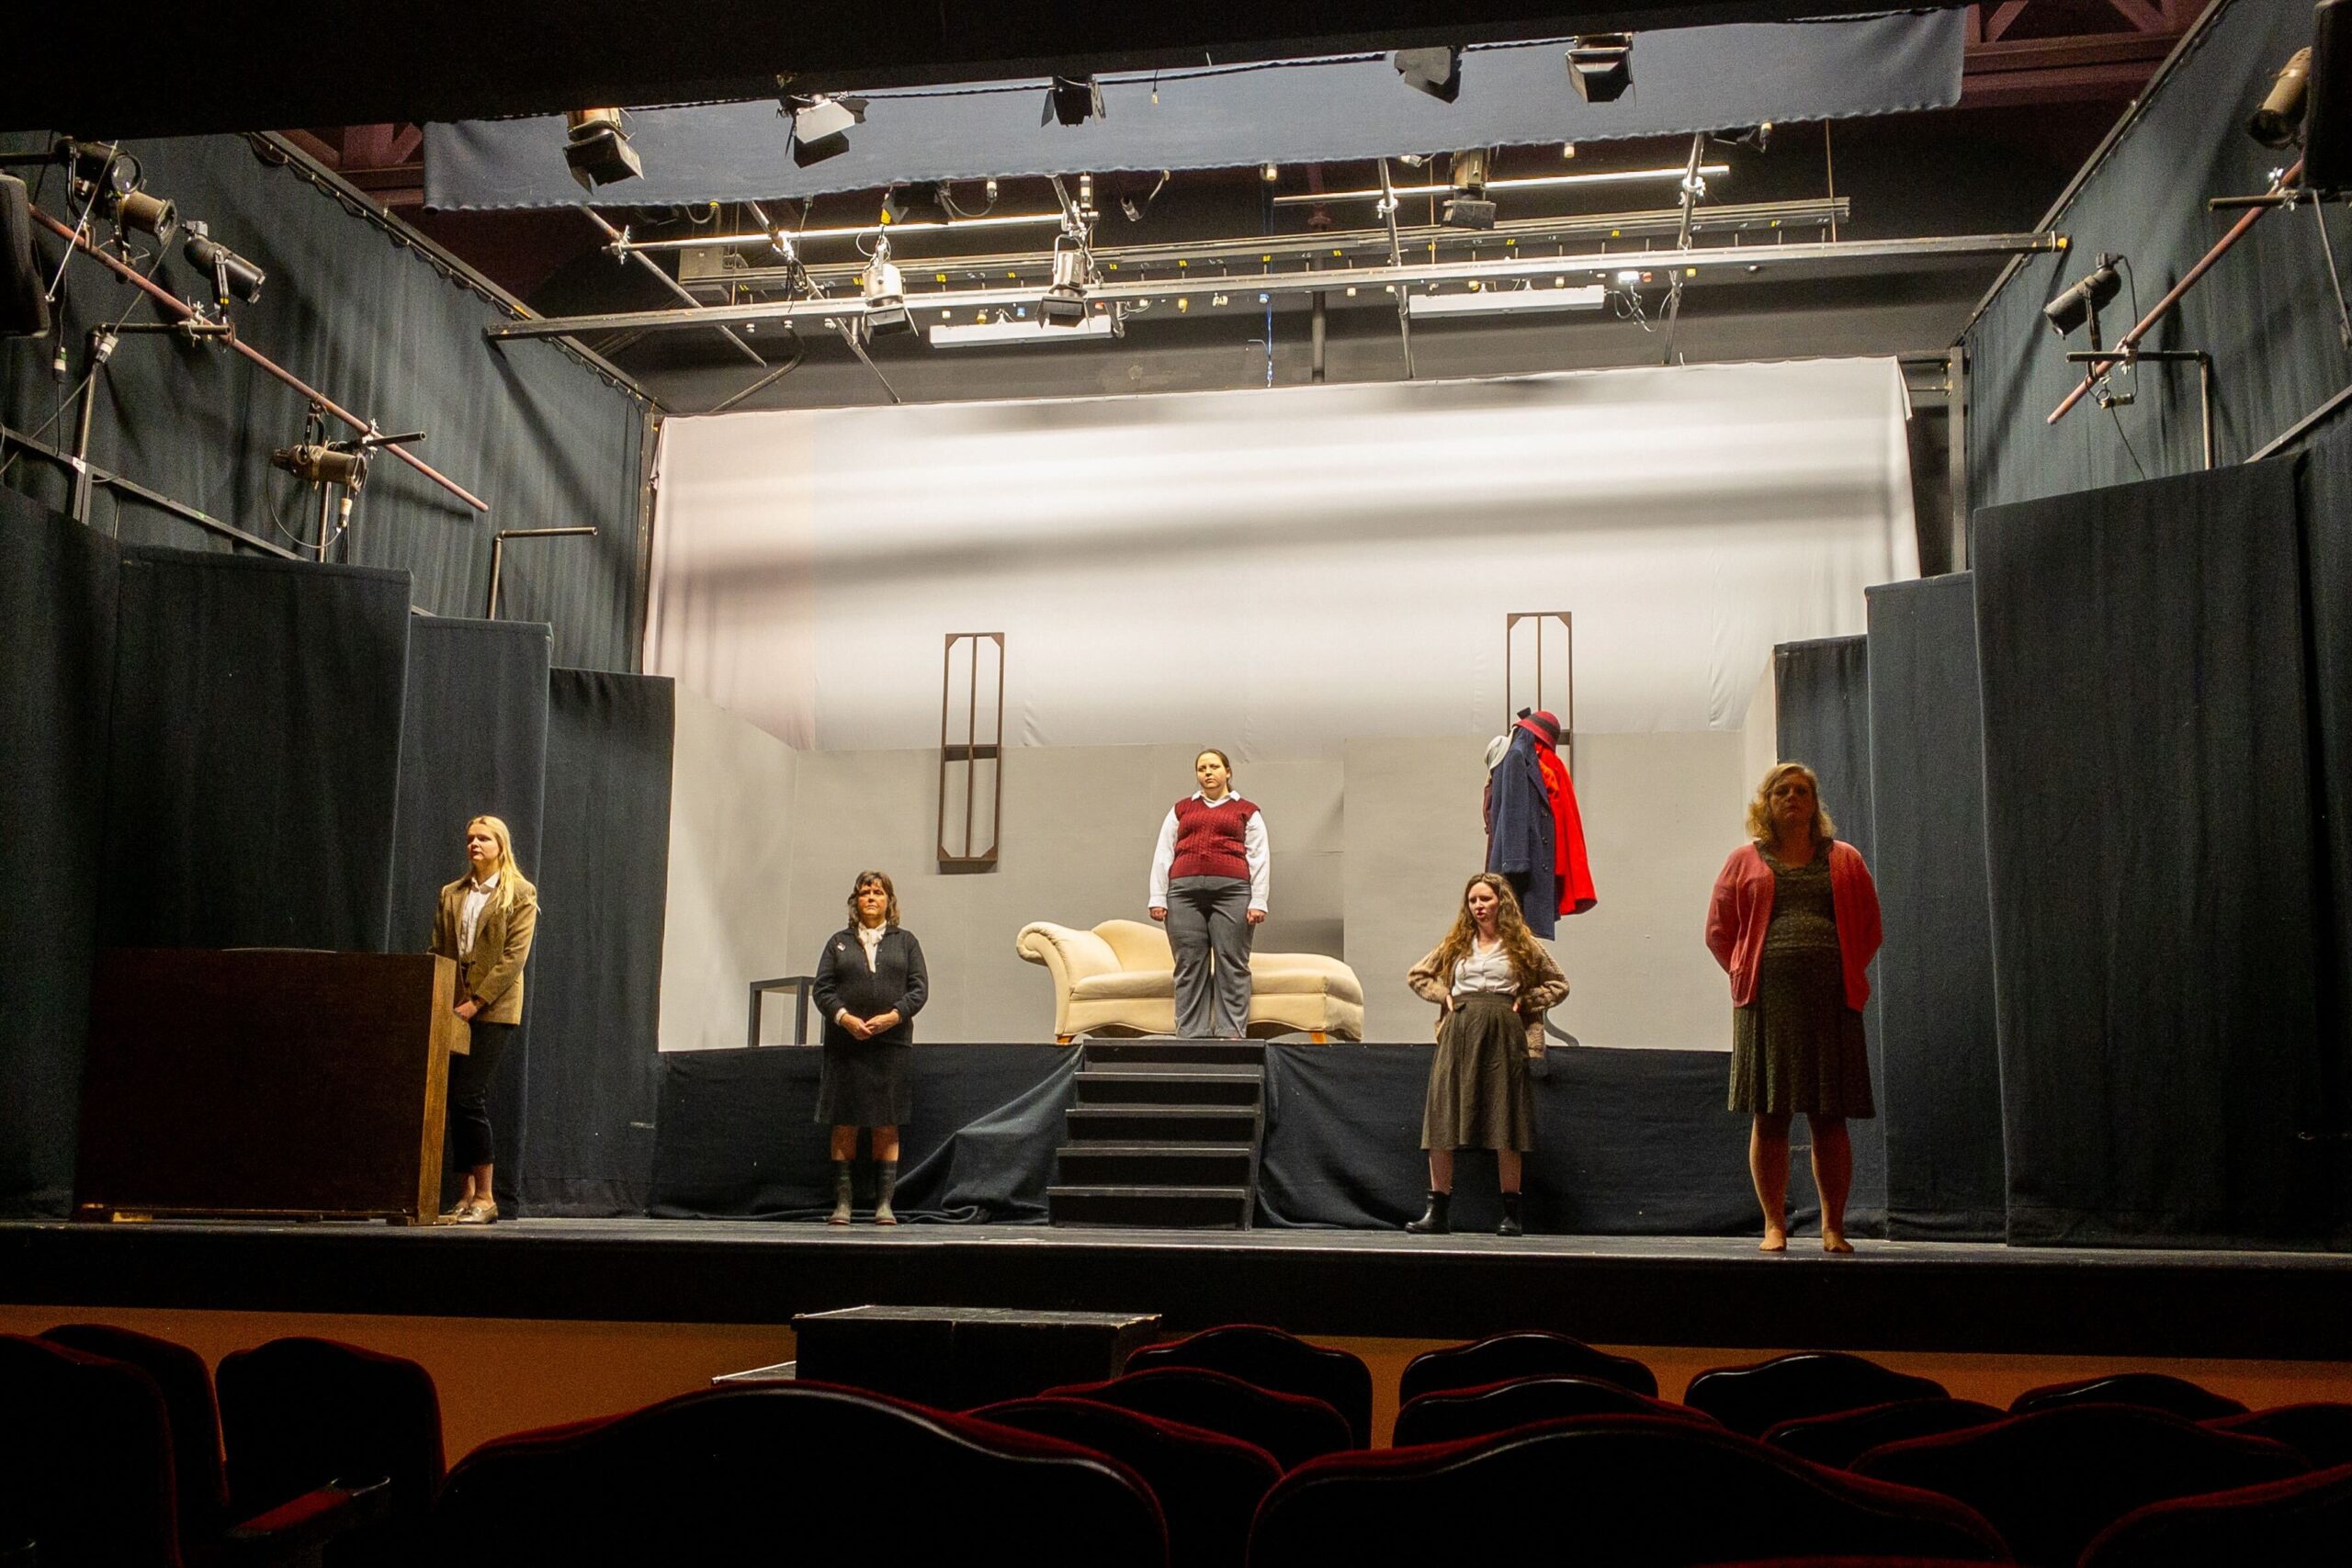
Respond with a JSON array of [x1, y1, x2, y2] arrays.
[[2007, 1371, 2246, 1421], [974, 1395, 1278, 1568], [1686, 1352, 1949, 1438], [1393, 1373, 1717, 1447], [2208, 1403, 2352, 1469], [0, 1334, 182, 1566], [1040, 1366, 1351, 1470], [41, 1323, 232, 1550], [1397, 1329, 1658, 1403], [1124, 1324, 1374, 1447], [1249, 1415, 2009, 1566], [1765, 1400, 2007, 1470], [435, 1382, 1167, 1566], [1851, 1404, 2307, 1568], [2077, 1460, 2352, 1568]]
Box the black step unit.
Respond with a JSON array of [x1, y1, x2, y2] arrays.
[[1054, 1143, 1254, 1187], [1083, 1040, 1268, 1069], [1050, 1039, 1268, 1230], [1072, 1069, 1262, 1107], [1046, 1185, 1253, 1228], [1064, 1105, 1260, 1144]]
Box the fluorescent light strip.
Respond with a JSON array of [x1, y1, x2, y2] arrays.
[[1406, 284, 1607, 317], [644, 211, 1064, 251], [929, 311, 1117, 346], [1272, 164, 1729, 206]]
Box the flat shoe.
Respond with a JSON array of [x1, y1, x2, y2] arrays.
[[453, 1199, 499, 1225]]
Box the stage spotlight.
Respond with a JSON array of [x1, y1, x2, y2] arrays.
[[1045, 74, 1105, 127], [860, 236, 912, 338], [1042, 244, 1091, 325], [1443, 147, 1496, 230], [116, 189, 176, 243], [783, 93, 868, 166], [2249, 47, 2313, 148], [182, 220, 265, 306], [2043, 253, 2124, 347], [1392, 47, 1462, 104], [66, 141, 136, 201], [1566, 34, 1634, 103], [562, 108, 643, 192]]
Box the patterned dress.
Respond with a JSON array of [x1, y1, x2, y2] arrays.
[[1728, 846, 1874, 1117]]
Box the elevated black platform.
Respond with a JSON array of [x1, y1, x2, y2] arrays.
[[6, 1217, 2348, 1363], [1051, 1040, 1265, 1229]]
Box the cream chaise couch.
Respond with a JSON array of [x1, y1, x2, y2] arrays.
[[1015, 919, 1365, 1042]]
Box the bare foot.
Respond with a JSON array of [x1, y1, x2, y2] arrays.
[[1759, 1228, 1788, 1253], [1824, 1235, 1855, 1254]]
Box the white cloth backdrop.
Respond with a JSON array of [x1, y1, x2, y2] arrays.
[[645, 359, 1918, 752]]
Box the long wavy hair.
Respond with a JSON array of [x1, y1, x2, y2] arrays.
[[1744, 761, 1837, 846], [464, 815, 529, 908], [845, 869, 901, 929], [1426, 873, 1549, 991]]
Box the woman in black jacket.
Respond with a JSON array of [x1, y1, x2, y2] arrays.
[[811, 869, 930, 1224]]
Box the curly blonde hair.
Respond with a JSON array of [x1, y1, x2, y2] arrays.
[[1426, 873, 1551, 993], [1744, 761, 1836, 845]]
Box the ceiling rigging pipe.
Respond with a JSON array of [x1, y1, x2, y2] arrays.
[[2048, 158, 2302, 426], [30, 203, 489, 513]]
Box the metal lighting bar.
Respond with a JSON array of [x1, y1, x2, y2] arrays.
[[486, 231, 2062, 343], [1272, 163, 1731, 204], [1406, 282, 1607, 317], [929, 312, 1119, 345], [618, 210, 1066, 253]]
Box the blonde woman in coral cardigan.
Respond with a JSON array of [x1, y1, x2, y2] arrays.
[[1706, 762, 1882, 1255]]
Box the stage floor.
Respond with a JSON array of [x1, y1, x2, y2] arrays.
[[6, 1216, 2347, 1363]]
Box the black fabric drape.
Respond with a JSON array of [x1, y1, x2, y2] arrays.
[[2295, 418, 2352, 1247], [1974, 460, 2331, 1247], [514, 670, 673, 1215], [649, 1046, 1075, 1222], [1256, 1045, 1783, 1235], [1864, 575, 2005, 1240], [100, 547, 411, 952], [387, 617, 553, 953], [1772, 635, 1885, 1233], [0, 490, 118, 1215], [0, 130, 647, 671]]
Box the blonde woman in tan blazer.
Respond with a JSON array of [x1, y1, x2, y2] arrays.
[[1403, 872, 1568, 1237], [430, 814, 539, 1224]]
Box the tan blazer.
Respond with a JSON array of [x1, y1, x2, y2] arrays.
[[1407, 940, 1569, 1056], [431, 874, 539, 1025]]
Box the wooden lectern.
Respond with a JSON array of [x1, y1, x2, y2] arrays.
[[76, 950, 470, 1224]]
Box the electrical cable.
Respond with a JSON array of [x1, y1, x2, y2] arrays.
[[0, 240, 173, 486]]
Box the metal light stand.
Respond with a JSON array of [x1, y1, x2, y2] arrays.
[[68, 318, 232, 528]]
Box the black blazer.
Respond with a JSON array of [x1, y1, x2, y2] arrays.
[[811, 925, 929, 1047]]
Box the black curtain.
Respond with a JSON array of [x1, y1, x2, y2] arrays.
[[387, 617, 553, 952], [100, 547, 411, 952], [0, 130, 648, 671], [1865, 574, 2005, 1240], [2295, 415, 2352, 1247], [1974, 459, 2332, 1247], [513, 670, 673, 1215], [0, 490, 118, 1215], [1773, 635, 1885, 1233], [1257, 1045, 1776, 1235]]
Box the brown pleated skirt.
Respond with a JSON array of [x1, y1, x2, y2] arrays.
[[1420, 994, 1535, 1152]]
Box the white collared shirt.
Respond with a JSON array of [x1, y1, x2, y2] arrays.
[[855, 919, 888, 971], [1148, 792, 1272, 912], [459, 873, 501, 954]]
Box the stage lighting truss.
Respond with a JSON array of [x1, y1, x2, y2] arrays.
[[563, 108, 644, 192], [1566, 34, 1634, 104]]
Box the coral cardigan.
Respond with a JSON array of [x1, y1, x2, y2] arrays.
[[1705, 841, 1882, 1011]]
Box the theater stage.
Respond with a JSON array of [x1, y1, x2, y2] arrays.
[[6, 1216, 2349, 1365]]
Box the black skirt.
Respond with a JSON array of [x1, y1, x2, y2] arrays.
[[815, 1040, 912, 1127]]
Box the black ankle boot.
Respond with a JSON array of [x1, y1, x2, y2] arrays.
[[827, 1160, 854, 1225], [1498, 1192, 1523, 1237], [1405, 1191, 1451, 1235]]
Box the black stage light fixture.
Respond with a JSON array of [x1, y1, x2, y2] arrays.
[[860, 236, 913, 338], [116, 189, 176, 243], [67, 141, 136, 201], [784, 93, 867, 166], [1392, 47, 1463, 104], [2305, 0, 2352, 190], [2249, 46, 2313, 147], [1045, 74, 1105, 127], [2043, 253, 2124, 347], [1566, 34, 1634, 104], [182, 220, 265, 306], [1443, 147, 1496, 230], [562, 108, 643, 192]]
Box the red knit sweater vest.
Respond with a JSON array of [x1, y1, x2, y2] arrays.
[[1170, 795, 1258, 882]]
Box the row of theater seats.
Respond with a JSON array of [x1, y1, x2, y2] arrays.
[[8, 1322, 2351, 1566]]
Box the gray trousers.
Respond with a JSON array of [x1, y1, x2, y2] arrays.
[[1166, 875, 1255, 1038]]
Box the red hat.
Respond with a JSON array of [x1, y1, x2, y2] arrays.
[[1515, 708, 1562, 746]]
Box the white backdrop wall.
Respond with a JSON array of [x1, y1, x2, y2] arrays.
[[646, 359, 1918, 754]]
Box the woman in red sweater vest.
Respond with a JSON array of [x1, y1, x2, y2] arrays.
[[1705, 762, 1882, 1253], [1148, 749, 1270, 1038]]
